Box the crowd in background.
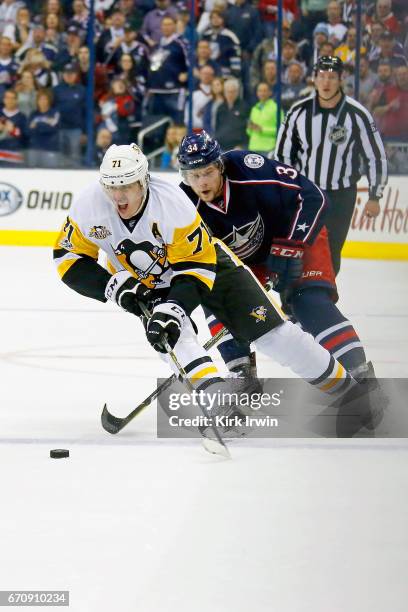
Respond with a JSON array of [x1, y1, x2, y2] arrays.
[[0, 0, 407, 171]]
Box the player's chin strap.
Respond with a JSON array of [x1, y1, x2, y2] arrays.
[[317, 86, 343, 103]]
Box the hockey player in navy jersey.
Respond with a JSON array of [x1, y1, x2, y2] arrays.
[[177, 131, 374, 387], [53, 142, 381, 439]]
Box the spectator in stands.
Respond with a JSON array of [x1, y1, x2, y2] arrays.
[[335, 26, 366, 65], [117, 52, 145, 105], [14, 68, 37, 117], [44, 13, 64, 49], [367, 58, 394, 110], [69, 0, 89, 38], [0, 35, 18, 97], [3, 5, 32, 54], [0, 88, 27, 165], [184, 64, 214, 130], [201, 9, 242, 79], [367, 20, 385, 63], [146, 15, 187, 123], [308, 22, 330, 69], [53, 25, 82, 72], [26, 23, 57, 63], [281, 40, 305, 77], [319, 40, 336, 58], [202, 74, 224, 134], [94, 126, 112, 165], [281, 60, 307, 110], [249, 22, 292, 88], [214, 77, 248, 149], [78, 45, 109, 102], [250, 58, 279, 101], [258, 0, 297, 39], [299, 0, 329, 39], [197, 0, 225, 34], [225, 0, 263, 58], [367, 0, 401, 36], [160, 123, 186, 170], [27, 88, 60, 167], [369, 30, 407, 71], [324, 1, 348, 47], [96, 9, 125, 64], [344, 55, 378, 105], [247, 82, 277, 153], [19, 48, 58, 88], [372, 64, 408, 140], [118, 0, 144, 31], [193, 39, 220, 84], [141, 0, 178, 48], [53, 62, 85, 166], [99, 77, 136, 144], [42, 0, 66, 26], [108, 22, 149, 79], [0, 0, 25, 37]]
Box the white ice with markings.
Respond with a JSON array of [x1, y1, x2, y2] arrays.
[[1, 247, 407, 612]]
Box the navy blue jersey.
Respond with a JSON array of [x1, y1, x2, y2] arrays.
[[180, 150, 328, 265]]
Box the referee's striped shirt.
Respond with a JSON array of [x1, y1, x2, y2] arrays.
[[275, 93, 388, 199]]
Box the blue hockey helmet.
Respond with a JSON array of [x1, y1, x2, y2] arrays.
[[177, 130, 222, 171]]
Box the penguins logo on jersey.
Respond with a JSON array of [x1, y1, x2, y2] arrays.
[[113, 239, 168, 287], [222, 214, 264, 260], [250, 305, 267, 323], [329, 125, 348, 145]]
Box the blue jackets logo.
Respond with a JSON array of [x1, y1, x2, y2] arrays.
[[0, 183, 23, 216]]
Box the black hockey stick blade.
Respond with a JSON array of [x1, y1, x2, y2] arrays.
[[101, 374, 177, 434]]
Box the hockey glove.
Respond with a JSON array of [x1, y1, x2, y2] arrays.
[[266, 240, 304, 295], [105, 271, 152, 316], [146, 302, 186, 353]]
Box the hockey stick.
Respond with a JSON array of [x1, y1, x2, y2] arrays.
[[159, 336, 231, 459], [141, 303, 230, 458], [101, 325, 228, 434]]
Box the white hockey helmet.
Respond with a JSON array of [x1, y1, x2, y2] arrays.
[[100, 143, 149, 190]]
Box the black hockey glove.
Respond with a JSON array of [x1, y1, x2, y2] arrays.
[[146, 302, 186, 353], [105, 271, 152, 316], [266, 240, 304, 296]]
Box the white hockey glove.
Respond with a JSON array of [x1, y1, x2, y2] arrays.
[[105, 271, 152, 317], [146, 301, 186, 353]]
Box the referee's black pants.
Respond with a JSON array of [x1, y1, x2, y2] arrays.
[[325, 186, 357, 276]]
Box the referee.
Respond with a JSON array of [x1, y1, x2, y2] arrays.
[[275, 56, 388, 275]]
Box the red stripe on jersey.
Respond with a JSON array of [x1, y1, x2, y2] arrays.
[[210, 322, 224, 336], [323, 329, 358, 350]]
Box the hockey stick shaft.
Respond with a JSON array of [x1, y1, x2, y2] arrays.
[[101, 323, 228, 434]]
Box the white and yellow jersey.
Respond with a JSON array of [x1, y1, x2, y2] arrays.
[[54, 176, 221, 297]]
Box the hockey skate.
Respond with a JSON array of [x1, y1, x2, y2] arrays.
[[335, 361, 386, 436], [228, 352, 264, 411]]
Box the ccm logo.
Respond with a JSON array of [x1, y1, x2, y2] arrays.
[[271, 245, 303, 258]]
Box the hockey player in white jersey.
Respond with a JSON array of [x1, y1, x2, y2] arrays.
[[53, 143, 368, 434]]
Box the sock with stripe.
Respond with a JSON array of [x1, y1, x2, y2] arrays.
[[292, 288, 367, 372], [205, 307, 251, 371]]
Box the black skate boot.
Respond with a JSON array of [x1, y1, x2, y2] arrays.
[[335, 361, 386, 436], [228, 352, 263, 399]]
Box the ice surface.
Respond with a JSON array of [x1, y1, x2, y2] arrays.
[[0, 247, 407, 612]]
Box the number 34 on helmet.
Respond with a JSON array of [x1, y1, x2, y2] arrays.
[[177, 130, 222, 174]]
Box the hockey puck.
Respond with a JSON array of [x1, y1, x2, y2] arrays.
[[50, 449, 69, 459]]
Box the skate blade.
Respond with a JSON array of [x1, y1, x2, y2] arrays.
[[202, 438, 231, 459]]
